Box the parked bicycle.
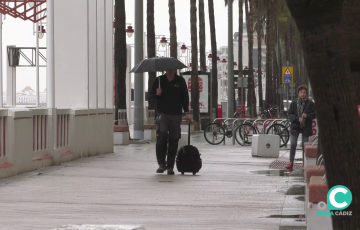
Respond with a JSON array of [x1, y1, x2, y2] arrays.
[[204, 111, 245, 145], [235, 106, 290, 147]]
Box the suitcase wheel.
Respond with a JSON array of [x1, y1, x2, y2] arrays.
[[181, 172, 184, 175], [193, 172, 196, 175]]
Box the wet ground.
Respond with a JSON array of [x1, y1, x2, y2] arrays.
[[0, 133, 304, 230]]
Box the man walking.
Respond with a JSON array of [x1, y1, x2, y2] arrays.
[[151, 69, 191, 175]]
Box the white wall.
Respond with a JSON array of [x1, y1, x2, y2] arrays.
[[105, 1, 114, 109], [54, 0, 113, 110], [97, 0, 106, 109], [88, 0, 98, 109], [54, 0, 88, 108], [0, 108, 113, 179]]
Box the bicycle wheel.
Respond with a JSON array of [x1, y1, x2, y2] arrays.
[[235, 123, 257, 146], [266, 123, 290, 148], [204, 123, 226, 145]]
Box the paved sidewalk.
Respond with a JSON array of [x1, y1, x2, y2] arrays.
[[0, 134, 291, 230]]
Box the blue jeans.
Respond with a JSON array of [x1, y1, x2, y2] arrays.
[[289, 132, 309, 163]]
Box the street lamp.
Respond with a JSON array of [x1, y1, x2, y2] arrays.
[[207, 53, 212, 61], [160, 37, 168, 47], [126, 26, 134, 38], [222, 58, 227, 64], [180, 44, 187, 54]]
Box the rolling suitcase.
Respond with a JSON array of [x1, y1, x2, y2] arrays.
[[176, 123, 202, 175]]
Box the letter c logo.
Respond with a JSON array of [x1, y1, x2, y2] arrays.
[[329, 188, 348, 208], [327, 185, 352, 210]]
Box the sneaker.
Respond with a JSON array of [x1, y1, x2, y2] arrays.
[[167, 168, 175, 175], [156, 165, 166, 173], [285, 162, 294, 169]]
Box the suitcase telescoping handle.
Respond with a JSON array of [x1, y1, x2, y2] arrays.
[[188, 122, 191, 146]]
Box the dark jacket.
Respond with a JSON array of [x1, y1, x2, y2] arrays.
[[288, 98, 316, 137], [150, 74, 189, 116]]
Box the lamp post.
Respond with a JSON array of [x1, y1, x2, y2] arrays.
[[227, 0, 234, 117], [134, 0, 144, 139]]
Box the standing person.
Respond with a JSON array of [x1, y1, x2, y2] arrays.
[[151, 69, 191, 175], [285, 85, 316, 169]]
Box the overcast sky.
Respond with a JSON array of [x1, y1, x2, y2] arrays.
[[1, 0, 242, 94]]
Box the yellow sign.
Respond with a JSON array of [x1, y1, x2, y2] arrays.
[[282, 67, 293, 84]]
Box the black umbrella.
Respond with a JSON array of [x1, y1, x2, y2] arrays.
[[130, 57, 187, 73]]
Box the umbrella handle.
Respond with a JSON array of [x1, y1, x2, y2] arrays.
[[158, 77, 161, 88]]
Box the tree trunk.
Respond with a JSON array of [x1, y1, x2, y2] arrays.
[[285, 23, 290, 62], [342, 0, 360, 105], [256, 12, 263, 111], [199, 0, 206, 72], [190, 0, 200, 129], [114, 0, 127, 124], [169, 0, 177, 59], [286, 1, 360, 228], [208, 0, 218, 117], [245, 0, 257, 117], [272, 45, 278, 108], [265, 7, 273, 109], [147, 0, 156, 111], [238, 0, 243, 107]]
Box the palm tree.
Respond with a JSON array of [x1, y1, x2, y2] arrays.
[[169, 0, 177, 58], [147, 0, 156, 111], [254, 0, 266, 112], [341, 0, 360, 104], [237, 0, 244, 109], [114, 0, 127, 124], [199, 0, 206, 72], [245, 0, 257, 117], [265, 1, 276, 108], [287, 0, 360, 228], [190, 0, 200, 130], [209, 0, 218, 116]]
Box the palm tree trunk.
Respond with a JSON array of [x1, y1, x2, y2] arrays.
[[147, 0, 156, 111], [287, 1, 360, 228], [114, 0, 127, 124], [257, 18, 263, 111], [272, 45, 278, 107], [169, 0, 177, 58], [265, 7, 273, 109], [285, 24, 290, 62], [238, 0, 243, 107], [199, 0, 206, 72], [208, 0, 218, 116], [245, 0, 257, 117], [342, 0, 360, 104], [190, 0, 200, 129]]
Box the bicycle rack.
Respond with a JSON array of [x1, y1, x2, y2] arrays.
[[262, 119, 274, 134], [240, 118, 256, 146], [231, 118, 246, 145], [222, 118, 241, 145], [252, 119, 266, 134]]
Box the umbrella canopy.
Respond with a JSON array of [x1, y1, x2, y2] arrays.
[[130, 57, 188, 73]]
